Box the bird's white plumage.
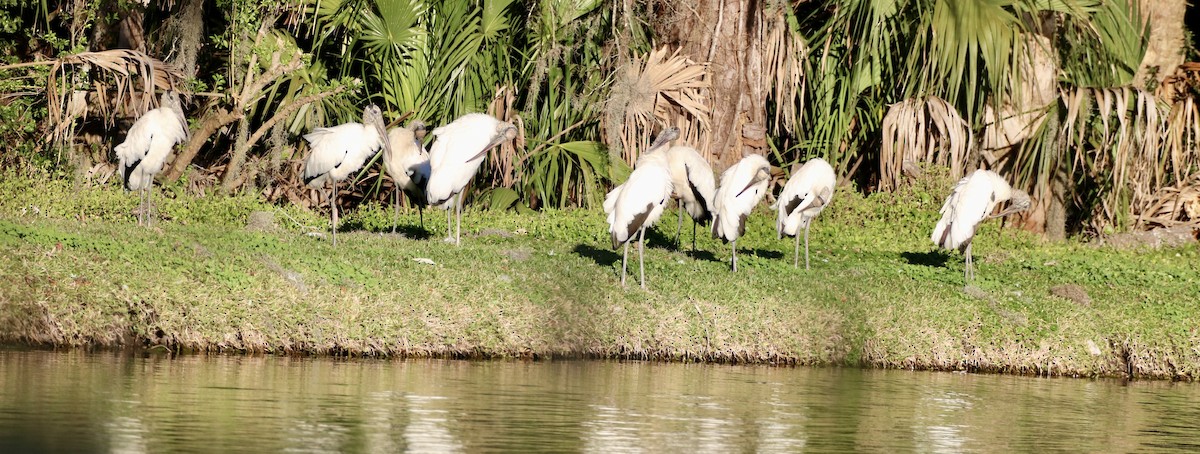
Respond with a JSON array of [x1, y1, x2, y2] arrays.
[[931, 169, 1015, 251], [606, 152, 673, 248], [303, 121, 383, 188], [426, 113, 511, 207], [712, 154, 771, 242], [665, 145, 716, 222], [115, 101, 188, 191], [775, 158, 836, 237], [384, 125, 430, 201]]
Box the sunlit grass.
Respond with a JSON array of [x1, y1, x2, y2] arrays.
[[0, 172, 1197, 379]]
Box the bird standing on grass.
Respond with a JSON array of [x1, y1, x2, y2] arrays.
[[774, 158, 836, 269], [604, 127, 679, 289], [665, 144, 716, 251], [115, 90, 189, 226], [302, 104, 390, 247], [425, 113, 518, 246], [931, 169, 1031, 283], [712, 154, 771, 272], [383, 121, 430, 233]]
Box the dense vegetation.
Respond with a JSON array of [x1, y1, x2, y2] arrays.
[[1, 170, 1196, 379], [0, 0, 1196, 238]]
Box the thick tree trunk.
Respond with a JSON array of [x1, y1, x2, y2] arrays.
[[659, 0, 767, 170], [1136, 0, 1186, 85]]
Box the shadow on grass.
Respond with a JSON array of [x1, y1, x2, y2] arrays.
[[902, 250, 951, 268], [683, 248, 719, 262], [743, 248, 785, 260], [573, 244, 621, 268]]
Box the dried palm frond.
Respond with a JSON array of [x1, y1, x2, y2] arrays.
[[761, 2, 807, 136], [46, 50, 184, 144], [604, 46, 710, 166], [1138, 173, 1200, 227], [486, 85, 525, 188], [879, 96, 972, 191]]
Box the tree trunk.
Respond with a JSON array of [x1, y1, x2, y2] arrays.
[[1046, 162, 1069, 240], [1136, 0, 1186, 86], [220, 117, 252, 193], [659, 0, 767, 170], [161, 108, 241, 182]]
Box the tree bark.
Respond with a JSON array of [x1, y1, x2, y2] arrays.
[[161, 108, 241, 182], [659, 0, 767, 170]]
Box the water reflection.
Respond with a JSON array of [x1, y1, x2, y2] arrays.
[[0, 349, 1199, 452]]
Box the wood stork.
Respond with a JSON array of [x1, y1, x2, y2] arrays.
[[712, 154, 771, 272], [114, 90, 189, 226], [382, 120, 430, 233], [932, 169, 1031, 283], [774, 158, 836, 269], [664, 144, 716, 251], [604, 127, 679, 288], [302, 104, 390, 247], [425, 113, 517, 246]]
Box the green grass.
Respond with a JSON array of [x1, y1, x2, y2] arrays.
[[0, 172, 1197, 379]]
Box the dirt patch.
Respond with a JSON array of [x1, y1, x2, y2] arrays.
[[500, 247, 533, 262], [246, 211, 276, 232], [1094, 225, 1198, 249], [1051, 284, 1091, 307]]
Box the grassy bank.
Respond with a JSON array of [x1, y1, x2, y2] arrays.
[[0, 173, 1197, 379]]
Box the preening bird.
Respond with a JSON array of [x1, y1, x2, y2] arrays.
[[383, 121, 430, 233], [115, 90, 189, 226], [665, 144, 716, 251], [425, 113, 518, 246], [931, 169, 1031, 283], [774, 158, 836, 269], [604, 127, 678, 289], [712, 154, 772, 272], [303, 104, 390, 246]]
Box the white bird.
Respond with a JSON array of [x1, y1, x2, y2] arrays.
[[604, 127, 678, 289], [774, 158, 836, 269], [383, 120, 430, 233], [664, 144, 716, 251], [425, 113, 518, 246], [712, 154, 771, 272], [115, 90, 189, 226], [931, 169, 1031, 283], [303, 104, 389, 247]]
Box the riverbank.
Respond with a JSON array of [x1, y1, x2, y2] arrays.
[[0, 174, 1197, 379]]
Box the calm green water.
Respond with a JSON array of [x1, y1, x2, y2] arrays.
[[1, 349, 1199, 452]]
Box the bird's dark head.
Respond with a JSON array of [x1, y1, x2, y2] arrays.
[[496, 121, 518, 142], [992, 188, 1032, 219], [364, 105, 390, 157], [411, 120, 428, 141], [737, 165, 772, 197], [363, 105, 384, 125], [1010, 189, 1032, 212], [649, 127, 681, 151]]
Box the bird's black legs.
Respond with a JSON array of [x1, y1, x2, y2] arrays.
[[804, 224, 811, 270], [147, 184, 154, 226], [964, 242, 974, 282], [794, 229, 801, 268], [638, 228, 646, 289], [330, 183, 339, 247], [445, 206, 453, 242], [392, 189, 399, 233], [418, 205, 424, 230], [731, 240, 738, 272], [621, 240, 629, 287], [692, 218, 698, 252], [137, 187, 147, 226], [455, 191, 464, 246], [675, 206, 684, 250]]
